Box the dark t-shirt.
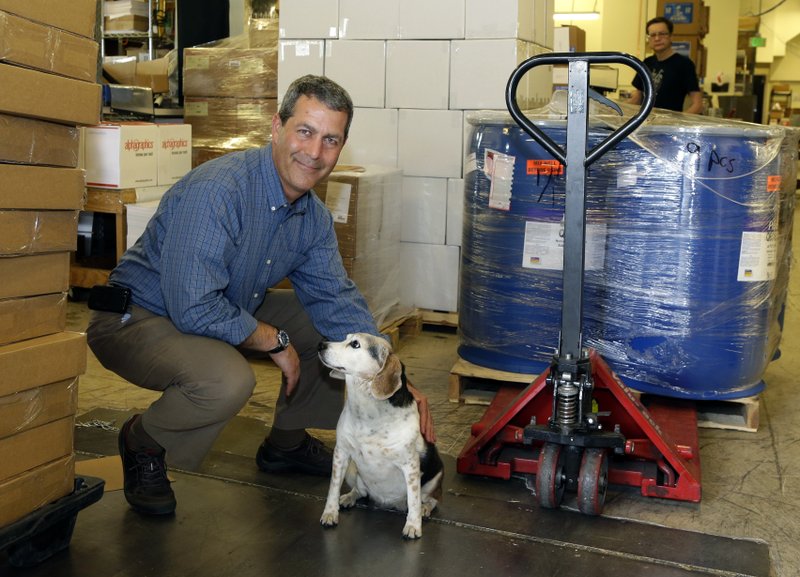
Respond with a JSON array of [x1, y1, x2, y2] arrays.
[[632, 52, 700, 112]]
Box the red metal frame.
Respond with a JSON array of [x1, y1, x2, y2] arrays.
[[457, 350, 701, 502]]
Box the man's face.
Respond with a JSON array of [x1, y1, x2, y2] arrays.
[[646, 22, 671, 53], [271, 95, 348, 202]]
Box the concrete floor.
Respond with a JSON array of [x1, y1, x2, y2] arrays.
[[37, 208, 800, 576]]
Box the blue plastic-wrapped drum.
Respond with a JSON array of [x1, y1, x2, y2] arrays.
[[459, 103, 789, 399], [459, 113, 608, 375]]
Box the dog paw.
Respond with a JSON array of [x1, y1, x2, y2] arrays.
[[320, 509, 339, 528], [402, 522, 422, 539], [421, 498, 438, 519], [339, 490, 359, 509]]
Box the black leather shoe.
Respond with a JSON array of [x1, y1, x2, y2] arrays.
[[118, 415, 176, 515], [256, 433, 332, 476]]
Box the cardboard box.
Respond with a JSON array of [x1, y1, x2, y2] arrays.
[[324, 40, 386, 108], [399, 0, 465, 39], [0, 331, 87, 396], [398, 108, 463, 178], [338, 0, 400, 39], [553, 25, 586, 52], [183, 46, 278, 98], [0, 378, 77, 439], [0, 454, 74, 528], [0, 10, 98, 82], [465, 0, 534, 40], [0, 113, 81, 167], [0, 210, 78, 255], [0, 0, 98, 38], [386, 40, 450, 109], [0, 416, 74, 482], [103, 14, 149, 32], [449, 39, 529, 110], [277, 40, 325, 102], [0, 253, 71, 299], [0, 293, 67, 346], [135, 56, 170, 93], [157, 123, 192, 186], [2, 164, 85, 209], [401, 177, 447, 244], [83, 123, 159, 189], [446, 177, 464, 247], [400, 242, 460, 312], [318, 166, 402, 260], [337, 107, 398, 168], [0, 63, 102, 126], [278, 0, 339, 39], [183, 97, 276, 149], [658, 0, 707, 36]]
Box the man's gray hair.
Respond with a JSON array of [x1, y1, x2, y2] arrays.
[[278, 75, 354, 140]]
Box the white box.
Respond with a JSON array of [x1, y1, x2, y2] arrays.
[[465, 0, 535, 41], [83, 123, 158, 189], [535, 0, 555, 48], [156, 123, 192, 186], [446, 178, 464, 247], [126, 199, 160, 248], [400, 242, 460, 312], [338, 107, 398, 168], [401, 177, 447, 244], [339, 0, 400, 39], [398, 109, 463, 178], [279, 0, 339, 39], [386, 41, 450, 109], [398, 0, 465, 39], [278, 40, 325, 102], [450, 39, 529, 110], [324, 40, 386, 108]]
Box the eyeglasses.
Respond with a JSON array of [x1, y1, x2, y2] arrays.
[[647, 32, 670, 39]]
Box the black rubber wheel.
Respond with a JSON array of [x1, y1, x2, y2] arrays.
[[577, 448, 609, 516], [536, 442, 566, 509]]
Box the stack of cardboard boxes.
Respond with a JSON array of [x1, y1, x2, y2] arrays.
[[0, 0, 101, 527], [659, 0, 709, 79]]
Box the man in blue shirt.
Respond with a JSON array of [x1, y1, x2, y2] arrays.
[[87, 75, 434, 516]]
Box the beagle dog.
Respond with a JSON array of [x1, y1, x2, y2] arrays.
[[318, 333, 443, 539]]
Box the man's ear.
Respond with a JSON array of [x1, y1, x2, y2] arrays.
[[371, 353, 403, 400], [271, 112, 282, 142]]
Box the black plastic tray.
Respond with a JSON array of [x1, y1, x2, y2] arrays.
[[0, 476, 105, 568]]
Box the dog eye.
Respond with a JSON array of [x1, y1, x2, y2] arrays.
[[349, 340, 360, 349]]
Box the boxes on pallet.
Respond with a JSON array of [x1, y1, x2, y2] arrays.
[[183, 44, 278, 98], [0, 378, 77, 440], [0, 332, 87, 395], [0, 0, 98, 38], [0, 416, 74, 483], [385, 41, 450, 110], [398, 109, 463, 178], [278, 0, 339, 39], [398, 0, 465, 40], [83, 123, 159, 189], [0, 113, 81, 167], [338, 0, 400, 39], [400, 243, 460, 313], [337, 107, 398, 168], [401, 177, 448, 245], [183, 96, 276, 149], [465, 0, 535, 41], [449, 39, 530, 110], [446, 178, 464, 247], [0, 64, 102, 126], [277, 40, 325, 102], [0, 10, 98, 82]]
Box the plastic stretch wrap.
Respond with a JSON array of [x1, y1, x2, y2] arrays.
[[184, 96, 276, 150], [0, 113, 80, 168], [460, 91, 795, 399], [0, 292, 67, 346], [0, 210, 79, 256]]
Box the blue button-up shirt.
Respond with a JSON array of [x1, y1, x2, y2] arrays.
[[110, 145, 378, 345]]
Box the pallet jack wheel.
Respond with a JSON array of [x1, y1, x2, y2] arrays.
[[536, 442, 566, 509], [577, 447, 609, 516]]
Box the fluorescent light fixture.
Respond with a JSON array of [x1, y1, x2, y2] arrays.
[[553, 12, 600, 21]]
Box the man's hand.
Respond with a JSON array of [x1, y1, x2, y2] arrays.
[[407, 382, 436, 443], [240, 321, 300, 395]]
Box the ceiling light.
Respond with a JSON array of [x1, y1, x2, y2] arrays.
[[553, 12, 600, 21]]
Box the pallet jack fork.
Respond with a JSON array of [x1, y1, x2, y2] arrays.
[[456, 53, 701, 515]]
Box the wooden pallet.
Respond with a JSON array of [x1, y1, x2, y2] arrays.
[[448, 357, 760, 431]]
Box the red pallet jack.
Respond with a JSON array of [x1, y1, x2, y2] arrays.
[[457, 53, 701, 515]]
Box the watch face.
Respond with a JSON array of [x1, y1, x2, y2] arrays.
[[277, 330, 289, 348]]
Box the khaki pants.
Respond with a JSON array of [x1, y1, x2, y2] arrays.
[[87, 289, 344, 471]]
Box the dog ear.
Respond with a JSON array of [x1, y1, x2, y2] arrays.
[[371, 352, 403, 400]]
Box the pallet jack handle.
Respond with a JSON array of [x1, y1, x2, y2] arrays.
[[505, 52, 654, 368]]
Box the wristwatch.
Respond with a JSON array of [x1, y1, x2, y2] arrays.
[[267, 328, 290, 354]]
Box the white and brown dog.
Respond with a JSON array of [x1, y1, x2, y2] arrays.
[[318, 333, 443, 539]]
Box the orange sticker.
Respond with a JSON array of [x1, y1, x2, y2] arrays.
[[527, 159, 563, 175], [767, 175, 781, 192]]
